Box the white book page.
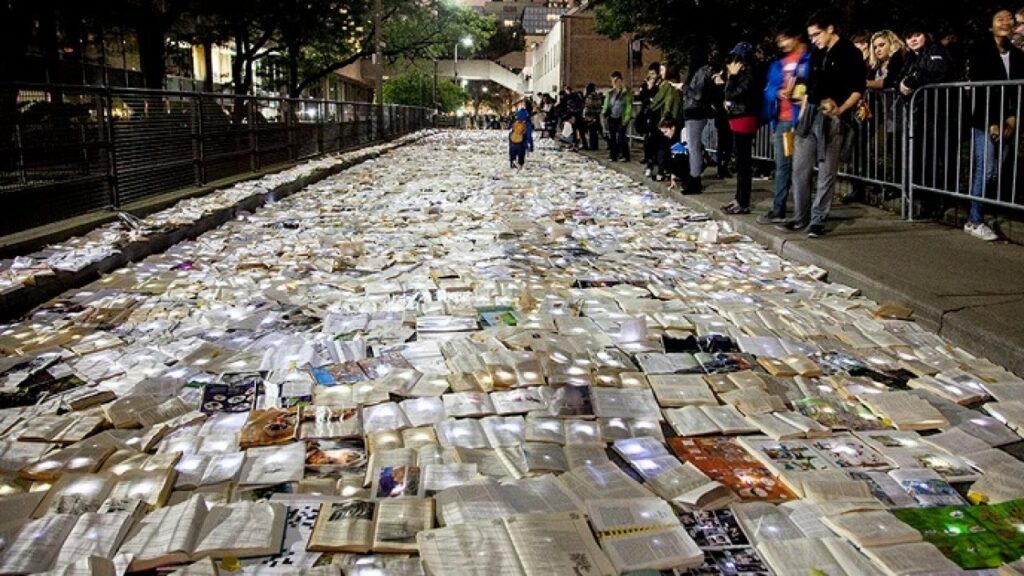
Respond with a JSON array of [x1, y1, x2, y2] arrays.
[[601, 526, 704, 572], [862, 542, 960, 575], [586, 497, 677, 532], [193, 501, 285, 557], [504, 512, 616, 576], [417, 519, 525, 576], [558, 463, 652, 502], [118, 495, 207, 567], [53, 511, 136, 570], [434, 479, 515, 525], [757, 537, 848, 576], [0, 514, 76, 574]]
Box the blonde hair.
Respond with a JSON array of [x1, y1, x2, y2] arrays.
[[869, 30, 906, 70]]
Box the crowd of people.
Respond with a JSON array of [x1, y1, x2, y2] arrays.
[[508, 7, 1024, 242]]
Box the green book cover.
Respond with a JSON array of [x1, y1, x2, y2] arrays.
[[893, 499, 1024, 569]]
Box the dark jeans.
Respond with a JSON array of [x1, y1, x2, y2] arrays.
[[715, 114, 733, 174], [584, 118, 601, 150], [771, 120, 794, 217], [608, 117, 630, 161], [734, 131, 755, 208], [645, 129, 665, 173], [509, 142, 526, 167]]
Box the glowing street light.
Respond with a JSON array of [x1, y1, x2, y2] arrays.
[[455, 36, 474, 82]]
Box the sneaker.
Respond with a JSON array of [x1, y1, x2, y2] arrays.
[[721, 200, 739, 210], [756, 212, 787, 225], [964, 222, 998, 241], [807, 225, 826, 238], [723, 205, 750, 215], [776, 221, 807, 232], [644, 168, 652, 178]]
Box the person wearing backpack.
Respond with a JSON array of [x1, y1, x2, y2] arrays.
[[582, 83, 605, 151], [509, 101, 534, 170], [682, 48, 717, 195]]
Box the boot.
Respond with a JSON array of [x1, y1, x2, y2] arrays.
[[682, 176, 703, 195]]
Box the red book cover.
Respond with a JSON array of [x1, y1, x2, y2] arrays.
[[668, 436, 796, 502]]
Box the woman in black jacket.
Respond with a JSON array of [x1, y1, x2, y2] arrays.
[[965, 7, 1024, 240], [722, 42, 762, 214]]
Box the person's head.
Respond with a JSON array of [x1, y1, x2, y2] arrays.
[[647, 62, 661, 82], [610, 71, 623, 89], [659, 118, 676, 138], [903, 21, 931, 51], [586, 82, 596, 95], [991, 8, 1016, 42], [660, 62, 680, 82], [852, 31, 871, 60], [869, 30, 905, 68], [1015, 7, 1024, 36], [776, 23, 806, 54], [807, 9, 842, 49], [728, 41, 754, 65]]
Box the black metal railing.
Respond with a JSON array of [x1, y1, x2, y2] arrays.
[[0, 84, 431, 235]]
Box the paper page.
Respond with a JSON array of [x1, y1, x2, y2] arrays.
[[862, 542, 961, 575], [434, 479, 515, 525], [307, 500, 375, 552], [585, 497, 676, 532], [731, 502, 804, 545], [372, 498, 433, 552], [780, 500, 835, 539], [601, 525, 704, 572], [757, 537, 848, 576], [664, 406, 719, 437], [558, 463, 652, 501], [0, 514, 77, 574], [820, 510, 922, 548], [118, 494, 207, 570], [238, 442, 305, 486], [417, 519, 525, 575], [193, 501, 286, 558], [504, 512, 616, 576], [502, 474, 584, 516], [53, 511, 138, 570]]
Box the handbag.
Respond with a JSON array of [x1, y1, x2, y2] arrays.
[[853, 98, 872, 125]]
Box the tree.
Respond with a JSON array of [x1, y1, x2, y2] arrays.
[[383, 69, 465, 112]]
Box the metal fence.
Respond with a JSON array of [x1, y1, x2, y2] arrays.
[[0, 84, 432, 236], [630, 80, 1024, 220]]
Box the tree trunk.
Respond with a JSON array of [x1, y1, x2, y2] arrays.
[[137, 21, 168, 89], [288, 43, 300, 98], [202, 40, 214, 92]]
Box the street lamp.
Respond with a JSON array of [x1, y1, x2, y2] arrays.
[[454, 36, 473, 82]]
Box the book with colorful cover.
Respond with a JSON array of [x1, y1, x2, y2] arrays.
[[200, 373, 260, 414], [892, 499, 1024, 569], [676, 547, 772, 575], [808, 434, 893, 471], [793, 396, 882, 431], [678, 509, 750, 549], [668, 436, 795, 502]]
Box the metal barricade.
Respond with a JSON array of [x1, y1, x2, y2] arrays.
[[907, 81, 1024, 219], [0, 83, 432, 236]]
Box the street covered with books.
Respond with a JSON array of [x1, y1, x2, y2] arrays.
[[3, 130, 1024, 575]]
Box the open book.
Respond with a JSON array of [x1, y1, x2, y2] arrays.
[[417, 512, 615, 576], [118, 494, 286, 571], [819, 510, 922, 548], [307, 498, 433, 554], [0, 514, 77, 574], [757, 536, 884, 576], [586, 498, 704, 572]]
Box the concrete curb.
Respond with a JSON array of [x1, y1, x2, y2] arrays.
[[0, 132, 430, 323], [581, 151, 1024, 376]]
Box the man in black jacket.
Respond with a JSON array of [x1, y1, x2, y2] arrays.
[[781, 9, 866, 238]]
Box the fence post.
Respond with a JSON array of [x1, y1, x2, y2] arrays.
[[194, 94, 206, 186], [249, 96, 259, 172], [317, 101, 325, 155], [103, 90, 120, 209], [285, 99, 296, 161], [903, 95, 913, 221]]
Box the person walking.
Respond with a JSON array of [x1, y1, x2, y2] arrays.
[[780, 9, 866, 238], [758, 24, 811, 224], [603, 71, 634, 162], [583, 83, 604, 151]]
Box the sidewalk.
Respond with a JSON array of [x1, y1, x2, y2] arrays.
[[580, 147, 1024, 376]]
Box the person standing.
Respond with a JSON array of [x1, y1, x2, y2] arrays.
[[637, 63, 663, 169], [758, 24, 811, 224], [899, 21, 954, 196], [583, 83, 605, 151], [649, 63, 684, 180], [964, 8, 1024, 241], [603, 71, 634, 162], [781, 9, 866, 238], [721, 42, 763, 214], [682, 49, 717, 195]]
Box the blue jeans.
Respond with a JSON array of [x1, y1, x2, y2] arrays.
[[771, 120, 794, 217], [969, 127, 1009, 224]]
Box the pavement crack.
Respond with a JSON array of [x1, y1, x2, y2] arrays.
[[937, 295, 1024, 334]]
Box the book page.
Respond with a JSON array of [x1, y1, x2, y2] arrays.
[[601, 525, 704, 572], [504, 512, 616, 576], [193, 500, 286, 558], [701, 404, 758, 434], [419, 463, 480, 497], [118, 494, 207, 570], [372, 498, 433, 552], [558, 463, 652, 502], [862, 542, 961, 575], [53, 510, 138, 570], [0, 514, 76, 574], [820, 510, 921, 548], [307, 500, 375, 553], [730, 502, 804, 545], [779, 500, 834, 539], [238, 442, 305, 486], [664, 406, 718, 437], [502, 474, 584, 516], [586, 497, 676, 533], [417, 519, 525, 576], [820, 537, 886, 576], [434, 479, 515, 525], [757, 537, 848, 576]]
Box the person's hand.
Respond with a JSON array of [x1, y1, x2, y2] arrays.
[[712, 72, 725, 85], [667, 176, 678, 190], [1005, 117, 1018, 140], [820, 99, 838, 117], [990, 124, 1002, 141], [899, 81, 913, 97], [726, 62, 743, 76], [778, 86, 793, 100]]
